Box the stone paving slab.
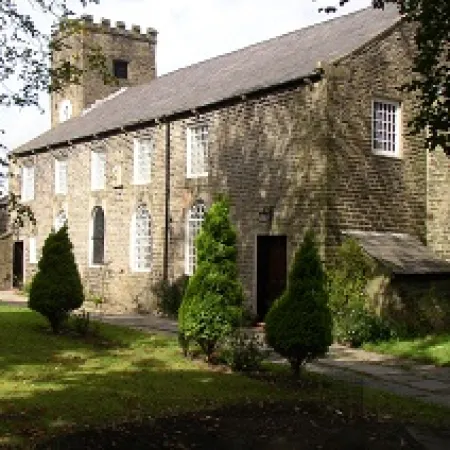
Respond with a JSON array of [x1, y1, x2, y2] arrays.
[[407, 380, 450, 393]]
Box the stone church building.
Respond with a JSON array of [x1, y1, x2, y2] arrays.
[[7, 5, 450, 317]]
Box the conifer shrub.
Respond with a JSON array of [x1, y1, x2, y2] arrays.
[[28, 225, 84, 333], [265, 230, 332, 376], [178, 196, 244, 361]]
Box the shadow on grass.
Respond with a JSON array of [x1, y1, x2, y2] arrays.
[[0, 308, 133, 373], [0, 307, 274, 447], [2, 307, 450, 448], [0, 362, 279, 448]]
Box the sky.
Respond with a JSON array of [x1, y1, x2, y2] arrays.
[[1, 0, 372, 153]]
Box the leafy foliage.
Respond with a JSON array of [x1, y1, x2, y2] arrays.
[[221, 330, 268, 372], [265, 231, 332, 376], [333, 305, 396, 348], [68, 309, 92, 337], [327, 238, 396, 347], [0, 1, 108, 115], [327, 238, 375, 313], [320, 0, 449, 154], [28, 224, 84, 333], [178, 196, 244, 361], [152, 275, 189, 318]]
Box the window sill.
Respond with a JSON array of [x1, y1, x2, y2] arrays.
[[89, 263, 105, 269], [371, 150, 401, 159], [131, 268, 152, 273], [186, 173, 208, 179]]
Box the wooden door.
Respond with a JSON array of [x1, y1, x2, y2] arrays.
[[13, 241, 24, 288], [257, 236, 287, 320]]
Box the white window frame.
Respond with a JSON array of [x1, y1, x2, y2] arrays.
[[372, 99, 401, 158], [186, 124, 209, 178], [133, 138, 153, 185], [29, 236, 37, 264], [185, 200, 206, 275], [21, 166, 35, 202], [130, 205, 152, 272], [91, 150, 106, 191], [54, 209, 68, 232], [54, 158, 68, 195]]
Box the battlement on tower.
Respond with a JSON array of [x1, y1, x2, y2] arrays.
[[79, 14, 158, 43]]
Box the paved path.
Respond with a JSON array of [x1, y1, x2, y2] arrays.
[[2, 290, 450, 411]]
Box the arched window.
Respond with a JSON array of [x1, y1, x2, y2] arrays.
[[91, 206, 105, 265], [185, 199, 206, 275], [54, 209, 67, 231], [131, 205, 152, 271]]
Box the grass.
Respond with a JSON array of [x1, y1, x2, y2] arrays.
[[1, 305, 449, 447], [364, 334, 450, 366]]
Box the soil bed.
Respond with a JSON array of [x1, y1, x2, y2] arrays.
[[36, 400, 424, 449]]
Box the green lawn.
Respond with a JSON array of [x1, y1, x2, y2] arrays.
[[364, 334, 450, 366], [1, 306, 449, 447]]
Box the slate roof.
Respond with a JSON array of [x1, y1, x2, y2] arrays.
[[15, 4, 401, 154], [344, 231, 450, 275]]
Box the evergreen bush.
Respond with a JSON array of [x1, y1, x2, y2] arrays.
[[28, 225, 84, 333], [265, 230, 332, 376], [178, 196, 244, 361]]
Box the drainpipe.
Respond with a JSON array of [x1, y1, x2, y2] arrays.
[[163, 120, 171, 282]]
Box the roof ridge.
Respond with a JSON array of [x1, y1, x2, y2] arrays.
[[151, 5, 374, 83]]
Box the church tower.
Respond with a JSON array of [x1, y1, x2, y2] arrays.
[[50, 15, 157, 127]]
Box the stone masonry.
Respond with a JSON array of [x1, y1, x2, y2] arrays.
[[9, 15, 450, 313]]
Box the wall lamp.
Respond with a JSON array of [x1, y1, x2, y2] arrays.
[[258, 206, 274, 224]]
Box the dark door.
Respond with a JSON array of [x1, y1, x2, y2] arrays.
[[257, 235, 287, 320], [13, 241, 24, 289]]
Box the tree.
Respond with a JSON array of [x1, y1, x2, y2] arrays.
[[1, 1, 109, 218], [178, 196, 244, 361], [317, 0, 449, 154], [29, 224, 84, 333], [0, 1, 107, 117], [265, 231, 332, 377]]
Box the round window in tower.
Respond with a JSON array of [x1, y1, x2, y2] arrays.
[[59, 99, 73, 123]]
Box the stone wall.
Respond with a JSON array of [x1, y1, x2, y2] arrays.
[[368, 271, 450, 336], [0, 233, 12, 290], [427, 148, 450, 260], [325, 21, 427, 258], [12, 78, 328, 313], [168, 81, 329, 309]]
